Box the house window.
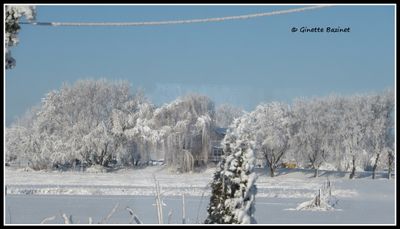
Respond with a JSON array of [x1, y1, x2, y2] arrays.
[[211, 147, 224, 162]]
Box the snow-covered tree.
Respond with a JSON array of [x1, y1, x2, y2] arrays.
[[251, 103, 292, 177], [206, 116, 257, 224], [291, 98, 335, 177], [5, 5, 36, 69], [323, 96, 351, 172], [363, 90, 394, 179], [338, 94, 372, 178], [5, 106, 38, 164], [12, 79, 134, 169], [215, 104, 244, 128], [221, 137, 257, 224], [111, 93, 216, 172], [204, 156, 227, 224], [152, 94, 216, 172], [111, 90, 157, 165], [82, 121, 116, 167], [6, 125, 28, 163]]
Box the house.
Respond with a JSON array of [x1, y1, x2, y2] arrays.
[[209, 127, 227, 163]]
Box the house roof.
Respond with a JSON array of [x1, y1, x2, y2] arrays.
[[215, 127, 228, 135]]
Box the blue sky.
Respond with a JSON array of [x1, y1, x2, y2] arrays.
[[5, 4, 395, 126]]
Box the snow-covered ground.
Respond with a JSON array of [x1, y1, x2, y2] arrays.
[[4, 166, 396, 224], [5, 166, 363, 198]]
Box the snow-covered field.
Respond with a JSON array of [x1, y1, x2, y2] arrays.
[[4, 166, 396, 224]]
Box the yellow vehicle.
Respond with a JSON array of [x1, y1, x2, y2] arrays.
[[281, 162, 297, 169]]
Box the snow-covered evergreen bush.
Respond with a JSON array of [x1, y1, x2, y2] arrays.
[[204, 157, 227, 224], [221, 137, 257, 224], [205, 117, 257, 224]]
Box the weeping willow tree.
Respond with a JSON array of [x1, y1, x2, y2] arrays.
[[153, 94, 216, 172], [111, 93, 216, 172], [163, 133, 194, 172]]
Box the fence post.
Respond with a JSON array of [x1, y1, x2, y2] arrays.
[[182, 194, 186, 224], [328, 180, 331, 197], [317, 189, 321, 207]]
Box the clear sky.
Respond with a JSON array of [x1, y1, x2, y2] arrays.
[[5, 4, 395, 126]]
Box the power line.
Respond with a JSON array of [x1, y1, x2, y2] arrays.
[[20, 5, 332, 27]]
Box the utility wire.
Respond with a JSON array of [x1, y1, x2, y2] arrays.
[[20, 5, 332, 27]]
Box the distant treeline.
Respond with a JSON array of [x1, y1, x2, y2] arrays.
[[5, 79, 394, 178]]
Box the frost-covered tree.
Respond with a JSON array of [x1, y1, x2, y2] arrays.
[[251, 103, 292, 177], [5, 5, 36, 69], [206, 116, 257, 224], [6, 125, 28, 163], [216, 104, 244, 128], [364, 90, 394, 179], [152, 94, 216, 172], [323, 96, 351, 172], [7, 79, 135, 170], [6, 122, 45, 170], [111, 93, 216, 172], [34, 80, 133, 168], [5, 106, 41, 166], [338, 95, 371, 179], [111, 90, 157, 165], [82, 121, 116, 167], [291, 98, 335, 177]]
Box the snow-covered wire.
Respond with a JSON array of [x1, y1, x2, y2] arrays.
[[20, 5, 331, 27]]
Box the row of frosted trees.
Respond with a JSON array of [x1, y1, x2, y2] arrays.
[[6, 79, 394, 178], [6, 80, 217, 172], [231, 90, 394, 179]]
